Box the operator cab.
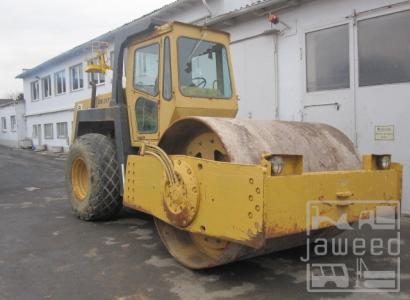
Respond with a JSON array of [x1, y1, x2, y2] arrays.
[[124, 22, 238, 146]]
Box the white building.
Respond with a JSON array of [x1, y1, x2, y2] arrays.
[[16, 40, 115, 151], [17, 0, 410, 213], [0, 98, 26, 148]]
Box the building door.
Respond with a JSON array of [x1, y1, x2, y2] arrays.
[[35, 124, 42, 146], [302, 22, 356, 142], [230, 35, 276, 120], [302, 6, 410, 214], [354, 8, 410, 214]]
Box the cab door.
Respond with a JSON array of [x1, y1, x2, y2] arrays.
[[126, 38, 162, 144]]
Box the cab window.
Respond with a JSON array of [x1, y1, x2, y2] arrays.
[[135, 98, 158, 133], [163, 37, 172, 100], [134, 44, 160, 96], [178, 37, 232, 99]]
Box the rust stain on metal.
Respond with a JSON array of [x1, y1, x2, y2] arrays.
[[245, 229, 265, 249], [265, 223, 305, 239]]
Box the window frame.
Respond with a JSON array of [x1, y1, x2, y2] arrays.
[[56, 122, 68, 139], [176, 36, 233, 100], [133, 43, 161, 97], [30, 80, 40, 101], [41, 75, 52, 99], [135, 97, 159, 134], [54, 70, 67, 95], [1, 117, 6, 131], [44, 123, 54, 140], [357, 9, 410, 87], [88, 71, 106, 86], [87, 58, 106, 86], [305, 24, 351, 93], [10, 115, 16, 132], [69, 63, 84, 92]]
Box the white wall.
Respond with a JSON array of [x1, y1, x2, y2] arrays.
[[230, 34, 277, 120], [259, 0, 410, 213], [0, 101, 26, 147], [24, 51, 113, 116], [26, 110, 73, 149], [223, 14, 278, 120]]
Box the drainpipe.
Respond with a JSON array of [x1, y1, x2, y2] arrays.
[[273, 34, 280, 120]]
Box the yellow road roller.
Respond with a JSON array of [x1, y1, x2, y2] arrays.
[[66, 19, 402, 269]]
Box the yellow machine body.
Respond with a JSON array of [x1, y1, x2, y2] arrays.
[[124, 154, 402, 248], [71, 21, 403, 269]]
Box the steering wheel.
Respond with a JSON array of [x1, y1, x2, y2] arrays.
[[192, 77, 207, 88]]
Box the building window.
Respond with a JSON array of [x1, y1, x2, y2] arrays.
[[306, 24, 350, 92], [134, 43, 160, 96], [69, 63, 84, 91], [57, 122, 68, 139], [1, 117, 6, 131], [41, 75, 52, 98], [10, 116, 16, 131], [44, 123, 53, 139], [32, 125, 39, 138], [54, 70, 66, 95], [31, 80, 40, 101], [88, 59, 105, 86], [89, 72, 105, 85], [358, 10, 410, 87]]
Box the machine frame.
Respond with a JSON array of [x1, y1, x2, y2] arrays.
[[68, 18, 402, 269]]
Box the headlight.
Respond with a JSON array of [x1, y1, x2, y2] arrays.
[[376, 155, 391, 170], [270, 156, 284, 176]]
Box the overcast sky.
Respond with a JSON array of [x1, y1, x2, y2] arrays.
[[0, 0, 174, 98]]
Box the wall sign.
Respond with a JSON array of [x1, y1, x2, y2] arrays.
[[375, 125, 394, 141]]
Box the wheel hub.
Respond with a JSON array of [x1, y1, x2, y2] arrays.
[[162, 160, 199, 227], [71, 157, 89, 201]]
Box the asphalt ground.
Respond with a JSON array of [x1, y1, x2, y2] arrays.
[[0, 145, 409, 300]]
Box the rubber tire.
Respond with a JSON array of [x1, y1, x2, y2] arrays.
[[65, 133, 122, 221]]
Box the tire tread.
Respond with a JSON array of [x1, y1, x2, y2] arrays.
[[66, 133, 121, 221]]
